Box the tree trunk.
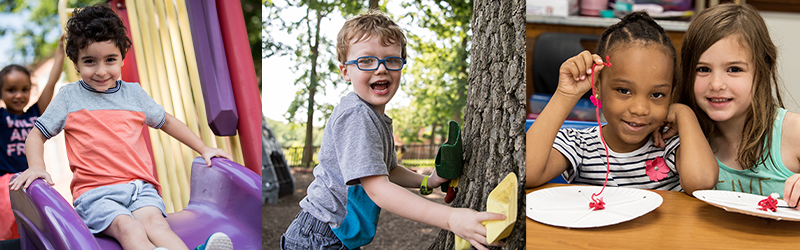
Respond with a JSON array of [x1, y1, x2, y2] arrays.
[[302, 8, 323, 168], [428, 0, 526, 249], [369, 0, 379, 10], [453, 34, 469, 125]]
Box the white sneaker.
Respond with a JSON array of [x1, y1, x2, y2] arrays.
[[153, 248, 169, 250], [196, 232, 233, 250]]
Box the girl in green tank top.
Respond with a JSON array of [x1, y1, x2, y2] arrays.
[[663, 3, 800, 210]]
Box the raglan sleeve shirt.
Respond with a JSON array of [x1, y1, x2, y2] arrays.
[[332, 104, 395, 186]]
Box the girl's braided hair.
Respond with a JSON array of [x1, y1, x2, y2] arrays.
[[596, 11, 677, 86]]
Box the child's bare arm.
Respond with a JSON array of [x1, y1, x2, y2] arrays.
[[667, 104, 718, 195], [526, 51, 605, 188], [9, 128, 53, 190], [159, 114, 232, 165], [360, 175, 504, 250], [780, 112, 800, 209], [388, 165, 448, 188], [37, 34, 65, 113]]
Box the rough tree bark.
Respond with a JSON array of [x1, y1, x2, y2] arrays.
[[428, 0, 526, 249]]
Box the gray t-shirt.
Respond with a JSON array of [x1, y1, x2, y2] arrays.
[[299, 92, 397, 228]]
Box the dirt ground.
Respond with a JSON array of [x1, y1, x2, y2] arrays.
[[262, 168, 447, 249]]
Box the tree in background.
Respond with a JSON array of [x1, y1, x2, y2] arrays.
[[263, 0, 284, 59], [401, 0, 471, 151], [241, 0, 262, 88], [264, 0, 475, 164], [428, 0, 526, 249], [1, 0, 260, 87], [264, 0, 382, 168], [264, 117, 323, 147], [280, 0, 338, 168], [386, 104, 426, 144], [0, 0, 102, 66]]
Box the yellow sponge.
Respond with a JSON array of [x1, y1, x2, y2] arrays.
[[454, 235, 471, 250], [483, 172, 518, 244]]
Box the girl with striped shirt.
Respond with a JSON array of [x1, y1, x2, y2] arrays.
[[526, 12, 718, 195]]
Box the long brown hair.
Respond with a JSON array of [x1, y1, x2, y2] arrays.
[[673, 3, 782, 170]]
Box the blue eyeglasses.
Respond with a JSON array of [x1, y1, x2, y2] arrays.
[[344, 56, 406, 71]]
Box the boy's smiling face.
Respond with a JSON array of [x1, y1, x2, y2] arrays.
[[339, 36, 402, 114], [74, 40, 122, 92]]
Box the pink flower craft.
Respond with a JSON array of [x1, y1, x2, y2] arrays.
[[645, 156, 669, 182], [758, 193, 779, 212], [589, 197, 605, 211]]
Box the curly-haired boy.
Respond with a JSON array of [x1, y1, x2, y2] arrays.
[[9, 4, 233, 250]]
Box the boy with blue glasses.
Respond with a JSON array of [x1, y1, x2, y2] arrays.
[[280, 11, 504, 250], [344, 56, 406, 71]]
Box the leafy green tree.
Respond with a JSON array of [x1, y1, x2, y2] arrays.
[[386, 104, 426, 144], [241, 0, 262, 88], [264, 117, 323, 147], [263, 0, 284, 59], [0, 0, 102, 65], [264, 0, 382, 167], [1, 0, 260, 86], [285, 0, 338, 168], [401, 0, 472, 147], [429, 0, 526, 248]]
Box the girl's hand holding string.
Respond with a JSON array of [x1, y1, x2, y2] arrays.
[[557, 50, 606, 99]]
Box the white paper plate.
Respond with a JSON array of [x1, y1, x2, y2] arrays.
[[526, 186, 663, 228], [693, 190, 800, 221]]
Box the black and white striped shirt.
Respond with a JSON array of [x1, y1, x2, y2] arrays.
[[554, 126, 682, 191]]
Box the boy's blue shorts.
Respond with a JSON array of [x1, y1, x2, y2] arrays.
[[281, 210, 354, 250], [73, 180, 166, 234]]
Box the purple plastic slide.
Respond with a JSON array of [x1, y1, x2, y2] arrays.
[[185, 0, 239, 136], [10, 157, 261, 249]]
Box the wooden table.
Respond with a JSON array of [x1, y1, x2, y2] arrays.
[[527, 184, 800, 249]]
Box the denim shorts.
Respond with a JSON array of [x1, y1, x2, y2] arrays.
[[281, 210, 356, 250], [73, 180, 167, 234]]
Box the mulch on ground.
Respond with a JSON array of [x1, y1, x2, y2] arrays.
[[262, 168, 447, 249]]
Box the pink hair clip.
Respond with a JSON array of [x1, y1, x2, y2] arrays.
[[590, 55, 612, 108]]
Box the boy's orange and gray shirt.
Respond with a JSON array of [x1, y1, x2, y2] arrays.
[[34, 80, 166, 202]]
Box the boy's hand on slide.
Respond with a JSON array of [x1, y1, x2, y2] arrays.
[[8, 168, 54, 191], [448, 208, 505, 250], [557, 50, 605, 99], [200, 146, 233, 166], [783, 174, 800, 210], [427, 168, 448, 188]]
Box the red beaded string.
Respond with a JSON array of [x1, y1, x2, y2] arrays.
[[589, 56, 612, 211]]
